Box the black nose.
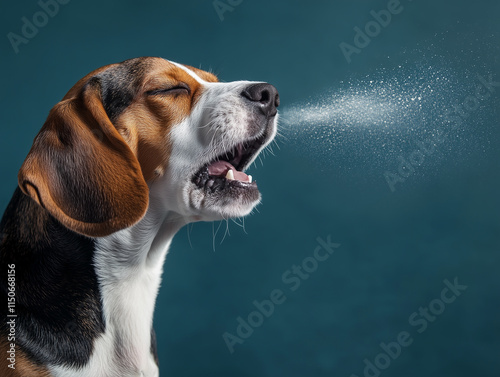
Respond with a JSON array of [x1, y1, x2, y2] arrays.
[[241, 83, 280, 118]]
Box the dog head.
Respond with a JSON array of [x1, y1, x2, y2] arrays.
[[18, 57, 279, 236]]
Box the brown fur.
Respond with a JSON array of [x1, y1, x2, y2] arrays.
[[18, 80, 150, 238], [17, 57, 218, 237], [0, 338, 51, 377]]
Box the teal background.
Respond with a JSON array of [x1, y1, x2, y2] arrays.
[[1, 0, 499, 376]]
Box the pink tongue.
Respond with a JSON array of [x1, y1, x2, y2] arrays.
[[207, 160, 249, 181]]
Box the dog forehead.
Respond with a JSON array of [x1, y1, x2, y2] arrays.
[[142, 59, 219, 88], [64, 58, 218, 103], [101, 58, 219, 118], [167, 61, 219, 84]]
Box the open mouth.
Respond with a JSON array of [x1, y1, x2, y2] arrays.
[[192, 131, 269, 193]]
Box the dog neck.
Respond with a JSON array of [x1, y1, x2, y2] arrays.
[[89, 195, 187, 375], [95, 197, 187, 273]]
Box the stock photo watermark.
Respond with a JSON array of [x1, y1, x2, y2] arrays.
[[384, 73, 500, 192], [7, 0, 71, 54], [5, 264, 16, 370], [213, 0, 243, 22], [350, 277, 467, 377], [3, 259, 78, 371], [339, 0, 413, 64], [222, 236, 340, 354]]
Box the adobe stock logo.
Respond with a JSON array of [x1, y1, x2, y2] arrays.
[[384, 73, 500, 192], [222, 236, 340, 354], [7, 0, 71, 54], [339, 0, 413, 64], [213, 0, 243, 22], [350, 277, 467, 377]]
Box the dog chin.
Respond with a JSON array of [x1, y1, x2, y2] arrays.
[[200, 202, 260, 221], [186, 181, 261, 221]]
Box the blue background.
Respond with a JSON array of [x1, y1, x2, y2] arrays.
[[1, 0, 499, 376]]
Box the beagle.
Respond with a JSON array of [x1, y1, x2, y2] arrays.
[[0, 57, 279, 377]]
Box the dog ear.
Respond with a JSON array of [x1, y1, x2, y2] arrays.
[[18, 78, 149, 237]]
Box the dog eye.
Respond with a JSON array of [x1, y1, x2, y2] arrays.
[[147, 84, 190, 96]]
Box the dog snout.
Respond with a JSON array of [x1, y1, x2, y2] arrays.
[[241, 83, 280, 118]]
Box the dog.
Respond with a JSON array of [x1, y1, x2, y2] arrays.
[[0, 57, 279, 377]]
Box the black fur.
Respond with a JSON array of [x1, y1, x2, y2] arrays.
[[0, 188, 105, 368], [97, 58, 150, 122], [150, 327, 159, 366]]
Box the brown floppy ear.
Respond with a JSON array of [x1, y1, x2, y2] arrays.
[[18, 78, 149, 237]]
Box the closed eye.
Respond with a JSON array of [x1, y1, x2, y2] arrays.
[[146, 83, 190, 96]]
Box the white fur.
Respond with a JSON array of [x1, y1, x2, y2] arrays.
[[49, 62, 277, 376]]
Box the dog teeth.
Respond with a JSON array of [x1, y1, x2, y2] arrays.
[[225, 169, 253, 183]]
